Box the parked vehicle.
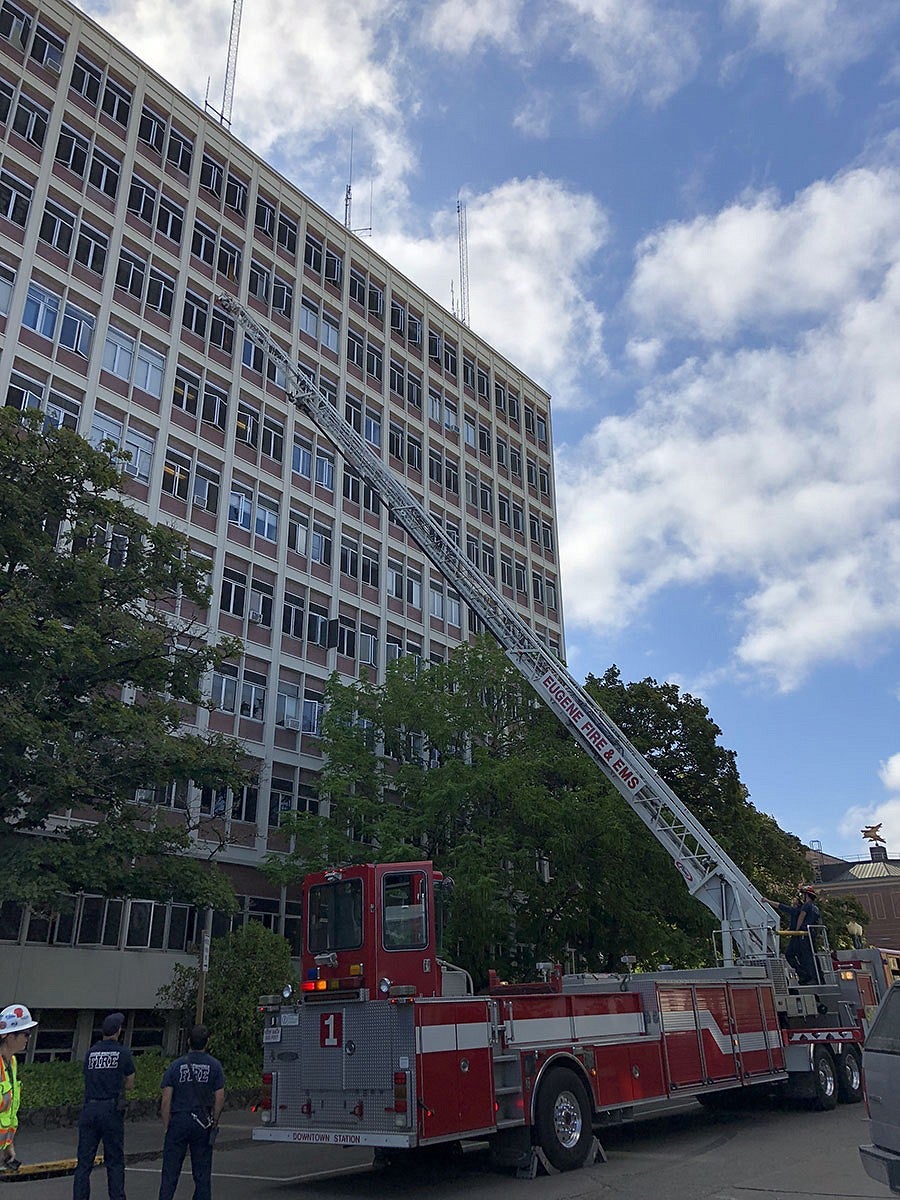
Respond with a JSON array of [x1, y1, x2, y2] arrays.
[[860, 982, 900, 1193]]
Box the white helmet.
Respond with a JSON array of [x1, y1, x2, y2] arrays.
[[0, 1005, 38, 1035]]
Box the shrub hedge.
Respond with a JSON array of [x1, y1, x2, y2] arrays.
[[18, 1052, 259, 1110]]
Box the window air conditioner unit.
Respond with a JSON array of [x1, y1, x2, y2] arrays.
[[248, 609, 263, 623], [123, 461, 141, 477], [284, 718, 301, 730], [449, 424, 460, 432]]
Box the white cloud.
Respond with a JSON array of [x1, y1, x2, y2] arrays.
[[559, 167, 900, 690], [374, 177, 608, 400], [880, 754, 900, 793], [421, 0, 524, 56], [82, 0, 414, 214], [628, 169, 900, 342], [425, 0, 700, 115], [726, 0, 898, 89]]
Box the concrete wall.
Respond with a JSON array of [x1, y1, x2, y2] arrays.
[[4, 943, 195, 1010]]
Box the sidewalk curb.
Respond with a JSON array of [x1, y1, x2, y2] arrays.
[[0, 1136, 255, 1183]]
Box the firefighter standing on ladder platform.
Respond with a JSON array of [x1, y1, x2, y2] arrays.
[[768, 885, 821, 985]]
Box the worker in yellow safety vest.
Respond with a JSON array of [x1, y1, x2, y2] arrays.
[[0, 1004, 38, 1171]]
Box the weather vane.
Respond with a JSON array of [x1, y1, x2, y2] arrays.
[[861, 823, 886, 844]]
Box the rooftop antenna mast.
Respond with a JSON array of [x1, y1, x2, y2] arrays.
[[457, 195, 470, 326], [204, 0, 243, 128], [344, 131, 354, 230], [344, 131, 372, 236]]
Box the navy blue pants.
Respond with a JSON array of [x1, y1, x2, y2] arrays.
[[72, 1100, 126, 1200], [158, 1111, 213, 1200]]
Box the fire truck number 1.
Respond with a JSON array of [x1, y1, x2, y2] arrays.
[[320, 1012, 343, 1048]]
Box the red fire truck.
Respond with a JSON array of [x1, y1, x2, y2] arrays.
[[224, 297, 878, 1172]]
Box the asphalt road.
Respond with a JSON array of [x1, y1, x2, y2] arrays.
[[25, 1099, 885, 1200]]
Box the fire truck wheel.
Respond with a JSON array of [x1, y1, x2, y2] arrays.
[[811, 1046, 838, 1111], [534, 1067, 593, 1171], [836, 1046, 863, 1104]]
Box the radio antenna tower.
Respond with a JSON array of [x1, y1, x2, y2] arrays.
[[457, 196, 470, 326], [344, 131, 354, 230], [204, 0, 243, 127]]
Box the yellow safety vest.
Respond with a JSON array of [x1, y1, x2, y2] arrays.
[[0, 1055, 19, 1144]]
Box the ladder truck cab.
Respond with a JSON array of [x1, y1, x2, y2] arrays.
[[223, 295, 875, 1171], [256, 861, 870, 1174]]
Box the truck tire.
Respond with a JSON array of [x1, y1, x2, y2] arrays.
[[811, 1046, 838, 1111], [836, 1045, 863, 1104], [534, 1067, 593, 1171]]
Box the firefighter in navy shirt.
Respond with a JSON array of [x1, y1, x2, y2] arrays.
[[158, 1025, 225, 1200], [72, 1012, 135, 1200]]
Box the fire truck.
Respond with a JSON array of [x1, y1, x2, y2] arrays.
[[222, 296, 878, 1172]]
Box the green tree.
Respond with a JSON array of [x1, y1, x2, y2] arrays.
[[157, 923, 296, 1074], [267, 643, 807, 983], [0, 410, 250, 908]]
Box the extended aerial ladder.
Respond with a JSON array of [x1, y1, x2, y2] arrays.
[[220, 295, 780, 966]]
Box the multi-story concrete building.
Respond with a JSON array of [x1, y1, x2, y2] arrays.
[[0, 0, 564, 1059]]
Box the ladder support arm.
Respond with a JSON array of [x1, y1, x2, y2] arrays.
[[218, 295, 782, 964]]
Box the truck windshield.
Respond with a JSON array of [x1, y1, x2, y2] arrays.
[[307, 880, 363, 952]]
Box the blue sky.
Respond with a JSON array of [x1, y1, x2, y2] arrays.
[[83, 0, 900, 859]]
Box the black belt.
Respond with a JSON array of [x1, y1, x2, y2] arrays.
[[85, 1097, 117, 1104]]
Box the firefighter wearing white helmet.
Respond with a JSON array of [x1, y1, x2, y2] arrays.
[[0, 1004, 38, 1171]]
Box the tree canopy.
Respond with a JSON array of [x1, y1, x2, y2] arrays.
[[0, 410, 249, 908], [266, 641, 810, 983]]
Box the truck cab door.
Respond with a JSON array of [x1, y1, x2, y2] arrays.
[[374, 864, 438, 997]]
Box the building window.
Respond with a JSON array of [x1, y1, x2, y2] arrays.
[[220, 567, 246, 617], [315, 450, 334, 490], [304, 233, 322, 274], [272, 276, 293, 317], [162, 448, 191, 501], [39, 200, 75, 253], [186, 290, 212, 341], [172, 368, 199, 416], [74, 224, 108, 273], [56, 125, 88, 175], [102, 327, 135, 381], [13, 94, 49, 147], [255, 195, 275, 236], [300, 296, 318, 339], [156, 196, 184, 243], [282, 592, 305, 640], [287, 509, 308, 555], [0, 168, 31, 226], [89, 148, 120, 198], [70, 54, 101, 105], [302, 691, 323, 735], [200, 152, 222, 195], [255, 495, 279, 541], [225, 172, 246, 213], [192, 220, 216, 266], [277, 212, 298, 255], [134, 344, 165, 398], [209, 308, 235, 354], [228, 481, 253, 531], [30, 22, 64, 69], [59, 303, 95, 357], [364, 408, 381, 448], [166, 128, 193, 174], [128, 176, 156, 223], [123, 427, 154, 482], [138, 104, 165, 152], [147, 269, 175, 317], [22, 281, 59, 339], [101, 78, 131, 126], [193, 463, 219, 513], [202, 383, 228, 429], [311, 522, 332, 566], [292, 436, 312, 478]]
